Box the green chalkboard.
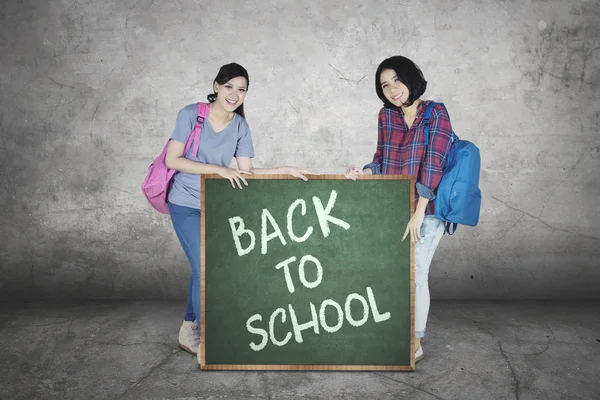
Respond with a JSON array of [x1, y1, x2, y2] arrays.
[[200, 175, 415, 371]]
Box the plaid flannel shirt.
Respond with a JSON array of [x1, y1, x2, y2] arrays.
[[364, 100, 454, 215]]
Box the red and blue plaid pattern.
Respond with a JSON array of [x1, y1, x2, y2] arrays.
[[364, 100, 454, 215]]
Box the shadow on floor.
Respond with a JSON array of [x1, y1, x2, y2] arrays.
[[1, 300, 599, 400]]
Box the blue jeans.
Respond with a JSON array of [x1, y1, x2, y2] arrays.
[[415, 215, 445, 339], [168, 201, 201, 331]]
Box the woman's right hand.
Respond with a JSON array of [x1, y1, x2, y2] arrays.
[[218, 167, 251, 189], [344, 166, 364, 181]]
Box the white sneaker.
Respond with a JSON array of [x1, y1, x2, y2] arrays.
[[178, 320, 200, 356], [415, 346, 424, 363]]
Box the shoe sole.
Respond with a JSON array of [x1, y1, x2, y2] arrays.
[[179, 343, 197, 356], [415, 354, 424, 363]]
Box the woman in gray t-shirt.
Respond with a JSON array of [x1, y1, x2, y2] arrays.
[[164, 63, 313, 366]]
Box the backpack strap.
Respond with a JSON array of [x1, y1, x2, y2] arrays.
[[422, 101, 437, 147], [190, 102, 210, 158], [422, 101, 459, 147], [445, 222, 458, 235]]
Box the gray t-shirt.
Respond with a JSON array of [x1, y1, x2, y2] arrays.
[[167, 103, 255, 209]]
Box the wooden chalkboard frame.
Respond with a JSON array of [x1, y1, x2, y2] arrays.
[[200, 174, 415, 371]]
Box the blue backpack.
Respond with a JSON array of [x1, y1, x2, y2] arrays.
[[423, 102, 482, 235]]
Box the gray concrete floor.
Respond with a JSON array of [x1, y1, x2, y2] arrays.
[[0, 300, 598, 400]]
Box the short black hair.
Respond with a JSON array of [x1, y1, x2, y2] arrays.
[[375, 56, 427, 108]]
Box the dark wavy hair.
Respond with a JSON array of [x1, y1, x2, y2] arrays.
[[375, 56, 427, 108], [207, 63, 250, 118]]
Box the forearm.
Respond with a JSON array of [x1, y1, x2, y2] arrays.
[[250, 167, 283, 174], [415, 196, 429, 214], [166, 157, 225, 175]]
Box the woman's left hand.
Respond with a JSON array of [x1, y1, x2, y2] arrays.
[[279, 166, 316, 181], [402, 210, 425, 244]]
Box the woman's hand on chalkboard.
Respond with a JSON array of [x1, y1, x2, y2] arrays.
[[344, 166, 364, 181], [218, 167, 251, 189], [402, 210, 425, 244]]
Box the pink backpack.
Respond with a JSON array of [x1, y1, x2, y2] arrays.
[[141, 102, 210, 213]]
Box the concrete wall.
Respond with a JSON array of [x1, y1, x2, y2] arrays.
[[1, 0, 599, 300]]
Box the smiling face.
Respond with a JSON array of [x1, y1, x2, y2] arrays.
[[379, 68, 410, 107], [214, 76, 248, 112]]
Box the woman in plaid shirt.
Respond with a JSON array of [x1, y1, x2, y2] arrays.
[[345, 55, 454, 363]]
